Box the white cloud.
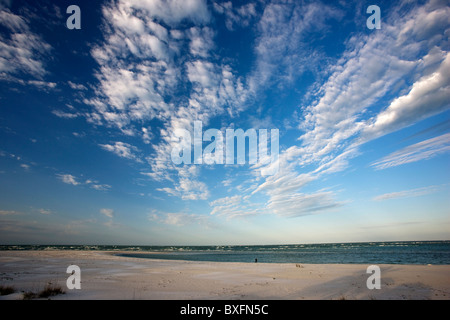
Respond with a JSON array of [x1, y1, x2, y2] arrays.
[[140, 171, 171, 183], [186, 60, 216, 87], [156, 166, 210, 200], [213, 1, 257, 31], [57, 174, 79, 186], [90, 184, 112, 191], [0, 9, 27, 31], [0, 210, 19, 215], [0, 8, 52, 79], [245, 0, 450, 220], [297, 0, 449, 170], [38, 209, 51, 215], [362, 51, 450, 140], [371, 133, 450, 170], [27, 80, 56, 89], [266, 191, 343, 218], [373, 186, 439, 201], [293, 1, 449, 171], [85, 179, 111, 191], [57, 173, 112, 191], [209, 195, 264, 219], [87, 0, 213, 133], [249, 1, 342, 92], [164, 213, 206, 226], [87, 0, 250, 201], [247, 154, 345, 218], [99, 141, 142, 162], [188, 27, 214, 57], [221, 4, 348, 219], [87, 1, 181, 132], [141, 127, 153, 144], [68, 81, 87, 90], [222, 178, 233, 187], [100, 208, 114, 218], [149, 210, 211, 227], [52, 110, 79, 119], [123, 0, 210, 26], [252, 171, 316, 197], [299, 42, 413, 164], [79, 0, 449, 220]]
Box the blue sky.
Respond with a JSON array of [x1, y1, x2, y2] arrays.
[[0, 0, 449, 245]]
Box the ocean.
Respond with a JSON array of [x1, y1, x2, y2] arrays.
[[1, 241, 450, 264]]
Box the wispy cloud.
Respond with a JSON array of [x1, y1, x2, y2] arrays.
[[213, 1, 258, 31], [90, 184, 111, 191], [297, 0, 449, 167], [27, 80, 57, 89], [122, 0, 210, 26], [371, 133, 450, 170], [86, 0, 213, 134], [0, 209, 19, 215], [149, 210, 211, 227], [362, 51, 450, 141], [209, 195, 265, 219], [361, 221, 422, 230], [156, 166, 209, 200], [67, 81, 87, 90], [52, 109, 79, 119], [57, 173, 111, 191], [242, 0, 450, 219], [100, 208, 114, 218], [38, 208, 52, 215], [87, 0, 250, 200], [0, 8, 52, 80], [33, 0, 450, 225], [373, 185, 440, 201], [267, 191, 344, 217], [99, 141, 142, 163], [250, 1, 342, 92], [57, 173, 79, 186], [20, 163, 30, 170]]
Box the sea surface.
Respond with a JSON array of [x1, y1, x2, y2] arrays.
[[1, 241, 450, 264]]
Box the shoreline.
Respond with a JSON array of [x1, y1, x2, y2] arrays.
[[1, 250, 449, 300]]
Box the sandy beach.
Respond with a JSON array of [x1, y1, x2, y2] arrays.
[[0, 250, 449, 300]]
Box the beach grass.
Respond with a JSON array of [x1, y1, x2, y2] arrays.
[[0, 285, 15, 295], [22, 284, 65, 300]]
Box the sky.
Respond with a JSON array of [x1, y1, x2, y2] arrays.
[[0, 0, 449, 245]]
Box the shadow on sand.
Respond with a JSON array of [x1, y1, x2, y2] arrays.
[[289, 265, 444, 300]]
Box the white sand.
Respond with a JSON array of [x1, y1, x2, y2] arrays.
[[0, 250, 449, 300]]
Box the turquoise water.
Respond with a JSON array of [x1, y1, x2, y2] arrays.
[[1, 241, 450, 264]]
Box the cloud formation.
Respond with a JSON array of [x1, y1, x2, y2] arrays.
[[57, 174, 79, 186], [373, 186, 440, 201], [240, 0, 450, 218], [100, 208, 114, 218], [57, 174, 111, 191], [0, 8, 52, 80], [371, 133, 450, 170], [99, 142, 142, 162], [74, 0, 450, 220]]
